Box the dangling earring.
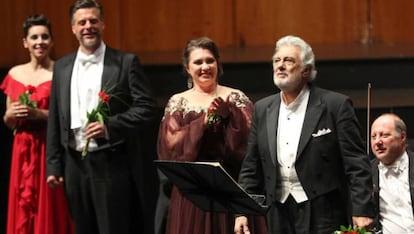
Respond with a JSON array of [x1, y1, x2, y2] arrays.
[[187, 78, 193, 89]]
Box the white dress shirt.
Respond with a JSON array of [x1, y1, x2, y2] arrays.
[[275, 85, 310, 203], [379, 151, 414, 234], [70, 42, 106, 152]]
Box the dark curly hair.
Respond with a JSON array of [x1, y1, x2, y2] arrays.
[[23, 14, 52, 38]]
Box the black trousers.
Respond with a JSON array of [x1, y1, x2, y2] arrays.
[[268, 190, 347, 234], [64, 147, 133, 234]]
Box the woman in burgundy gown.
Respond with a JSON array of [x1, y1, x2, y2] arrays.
[[157, 37, 267, 234], [1, 15, 73, 234]]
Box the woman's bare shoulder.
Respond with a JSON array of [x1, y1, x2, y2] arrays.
[[8, 64, 27, 77]]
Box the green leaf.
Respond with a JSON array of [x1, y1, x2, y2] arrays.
[[336, 224, 371, 233], [207, 112, 222, 125], [97, 112, 104, 124], [28, 100, 37, 108], [19, 95, 26, 104], [340, 225, 352, 231], [20, 94, 30, 105]]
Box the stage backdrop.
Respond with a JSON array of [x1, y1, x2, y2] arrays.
[[1, 0, 414, 66]]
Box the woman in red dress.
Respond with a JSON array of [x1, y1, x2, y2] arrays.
[[156, 37, 267, 234], [1, 14, 73, 234]]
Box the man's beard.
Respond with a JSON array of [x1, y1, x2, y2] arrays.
[[274, 75, 298, 90]]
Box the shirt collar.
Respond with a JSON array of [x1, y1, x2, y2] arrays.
[[76, 42, 106, 65], [280, 85, 310, 111], [378, 151, 408, 176]]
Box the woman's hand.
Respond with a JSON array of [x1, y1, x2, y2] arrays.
[[208, 96, 230, 119], [6, 102, 47, 120], [5, 102, 27, 120]]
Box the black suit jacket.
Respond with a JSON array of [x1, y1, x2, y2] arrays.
[[371, 150, 414, 231], [46, 46, 156, 177], [238, 84, 374, 231]]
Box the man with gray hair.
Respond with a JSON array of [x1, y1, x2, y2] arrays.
[[235, 35, 374, 234], [371, 113, 414, 234]]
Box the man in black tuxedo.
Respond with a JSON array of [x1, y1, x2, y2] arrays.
[[45, 0, 156, 233], [371, 113, 414, 233], [234, 35, 374, 234]]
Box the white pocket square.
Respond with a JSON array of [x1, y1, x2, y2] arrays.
[[312, 128, 332, 137]]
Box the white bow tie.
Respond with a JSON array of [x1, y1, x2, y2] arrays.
[[77, 53, 98, 65], [379, 164, 402, 177]]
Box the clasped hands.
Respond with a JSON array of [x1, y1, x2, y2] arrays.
[[7, 102, 37, 120], [206, 96, 230, 123]]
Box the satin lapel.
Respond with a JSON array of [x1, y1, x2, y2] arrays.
[[267, 96, 280, 166], [296, 89, 323, 159], [408, 151, 414, 216], [371, 159, 380, 227], [101, 47, 119, 91], [60, 55, 76, 126], [372, 159, 380, 195], [372, 160, 379, 192]]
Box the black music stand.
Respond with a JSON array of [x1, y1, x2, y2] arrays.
[[154, 160, 268, 216]]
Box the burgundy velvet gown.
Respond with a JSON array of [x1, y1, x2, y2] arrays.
[[157, 90, 267, 234], [1, 74, 73, 234]]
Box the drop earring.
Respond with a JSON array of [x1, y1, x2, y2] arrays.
[[187, 78, 193, 89]]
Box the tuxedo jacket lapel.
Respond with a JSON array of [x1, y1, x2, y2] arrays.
[[372, 160, 379, 193], [267, 96, 280, 166], [60, 54, 76, 128], [370, 158, 380, 229], [101, 47, 119, 91], [297, 88, 323, 158]]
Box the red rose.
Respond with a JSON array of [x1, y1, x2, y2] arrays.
[[82, 91, 111, 158], [99, 91, 110, 104], [25, 85, 36, 94]]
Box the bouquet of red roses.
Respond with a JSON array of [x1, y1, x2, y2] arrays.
[[81, 91, 110, 158]]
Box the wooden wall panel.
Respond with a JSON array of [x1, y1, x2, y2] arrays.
[[0, 0, 122, 66], [2, 0, 414, 67], [34, 0, 77, 59], [99, 1, 122, 49], [120, 0, 234, 52], [370, 0, 414, 43], [235, 0, 368, 47], [0, 0, 35, 67]]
